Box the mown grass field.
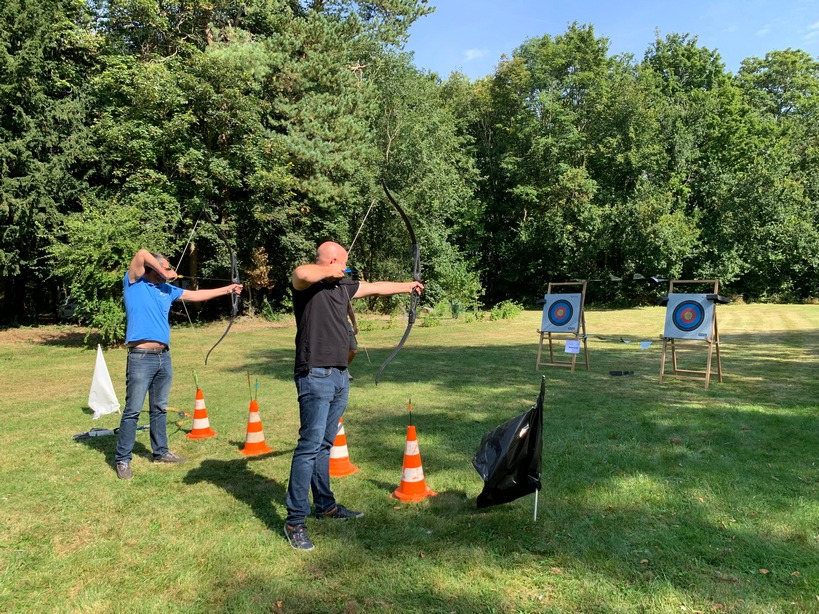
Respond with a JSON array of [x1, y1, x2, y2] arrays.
[[0, 304, 817, 613]]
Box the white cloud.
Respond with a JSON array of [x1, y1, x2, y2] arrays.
[[463, 48, 488, 62], [808, 21, 819, 30]]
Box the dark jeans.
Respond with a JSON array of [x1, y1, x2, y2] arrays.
[[115, 351, 173, 463], [285, 367, 350, 525]]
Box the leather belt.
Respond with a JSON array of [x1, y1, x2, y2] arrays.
[[128, 347, 168, 354]]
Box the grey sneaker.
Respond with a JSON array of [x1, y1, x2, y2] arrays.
[[116, 462, 133, 480], [284, 523, 314, 551], [315, 504, 364, 520], [152, 452, 186, 463]]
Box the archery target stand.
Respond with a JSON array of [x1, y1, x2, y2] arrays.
[[659, 280, 728, 390], [536, 282, 589, 373]]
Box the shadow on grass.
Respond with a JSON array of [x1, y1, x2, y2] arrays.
[[33, 328, 104, 348], [74, 432, 156, 466], [183, 458, 287, 532]]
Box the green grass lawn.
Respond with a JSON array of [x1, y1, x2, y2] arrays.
[[0, 304, 817, 613]]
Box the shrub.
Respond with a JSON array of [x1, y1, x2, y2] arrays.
[[420, 312, 441, 327], [260, 297, 290, 322], [489, 300, 523, 321]]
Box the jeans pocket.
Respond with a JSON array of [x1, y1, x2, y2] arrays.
[[128, 352, 147, 364], [307, 367, 333, 378]]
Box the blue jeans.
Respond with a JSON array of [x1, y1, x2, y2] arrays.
[[286, 367, 350, 525], [115, 351, 173, 463]]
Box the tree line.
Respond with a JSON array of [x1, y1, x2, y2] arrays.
[[2, 0, 817, 341]]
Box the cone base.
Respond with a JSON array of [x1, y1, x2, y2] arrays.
[[186, 429, 217, 439], [239, 444, 273, 456], [391, 485, 437, 502], [329, 462, 360, 478]]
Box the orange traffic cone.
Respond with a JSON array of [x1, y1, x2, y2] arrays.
[[329, 418, 360, 477], [186, 388, 217, 439], [239, 399, 273, 456], [392, 425, 437, 502]]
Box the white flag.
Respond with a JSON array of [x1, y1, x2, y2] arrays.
[[88, 344, 120, 419]]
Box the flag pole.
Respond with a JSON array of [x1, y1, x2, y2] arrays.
[[533, 489, 539, 522]]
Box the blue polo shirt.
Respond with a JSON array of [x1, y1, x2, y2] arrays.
[[123, 272, 184, 345]]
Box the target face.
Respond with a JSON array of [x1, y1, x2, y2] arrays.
[[672, 301, 705, 331], [548, 300, 574, 327], [663, 294, 714, 340], [540, 293, 582, 332]]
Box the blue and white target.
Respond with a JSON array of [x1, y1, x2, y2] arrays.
[[540, 293, 582, 333], [663, 294, 714, 340]]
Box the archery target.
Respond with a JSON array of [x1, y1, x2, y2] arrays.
[[540, 293, 582, 333], [663, 294, 715, 340]]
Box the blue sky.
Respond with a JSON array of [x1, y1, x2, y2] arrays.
[[404, 0, 819, 80]]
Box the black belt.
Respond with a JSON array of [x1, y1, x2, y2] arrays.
[[128, 347, 168, 354], [295, 367, 346, 376]]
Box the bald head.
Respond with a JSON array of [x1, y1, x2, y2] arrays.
[[316, 241, 348, 266]]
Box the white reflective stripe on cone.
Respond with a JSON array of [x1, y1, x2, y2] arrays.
[[401, 467, 425, 482], [330, 445, 350, 459], [245, 431, 265, 444]]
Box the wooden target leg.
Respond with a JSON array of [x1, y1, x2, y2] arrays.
[[716, 342, 723, 382], [704, 341, 714, 390], [659, 338, 668, 384], [714, 317, 723, 383], [536, 332, 544, 370], [671, 339, 678, 375]]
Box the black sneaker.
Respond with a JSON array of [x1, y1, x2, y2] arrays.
[[315, 504, 364, 520], [116, 462, 133, 480], [152, 452, 186, 463], [284, 523, 314, 551]]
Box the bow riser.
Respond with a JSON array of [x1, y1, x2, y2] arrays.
[[204, 217, 240, 365]]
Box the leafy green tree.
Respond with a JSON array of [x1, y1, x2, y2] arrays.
[[55, 0, 436, 339], [737, 49, 819, 119], [470, 24, 613, 301], [0, 0, 100, 323], [50, 196, 178, 343], [350, 53, 482, 311]]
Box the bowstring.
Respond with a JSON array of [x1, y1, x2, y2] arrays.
[[347, 197, 377, 257], [345, 197, 378, 364], [175, 213, 207, 363]]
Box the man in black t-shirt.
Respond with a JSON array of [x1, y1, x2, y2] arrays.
[[284, 241, 423, 551]]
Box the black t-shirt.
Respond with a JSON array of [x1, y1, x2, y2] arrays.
[[293, 278, 359, 372]]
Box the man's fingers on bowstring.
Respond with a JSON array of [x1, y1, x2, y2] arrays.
[[325, 264, 347, 280]]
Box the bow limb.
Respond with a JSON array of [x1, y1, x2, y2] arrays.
[[374, 180, 422, 385], [203, 211, 241, 365]]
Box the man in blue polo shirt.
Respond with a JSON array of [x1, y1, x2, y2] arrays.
[[115, 248, 243, 479]]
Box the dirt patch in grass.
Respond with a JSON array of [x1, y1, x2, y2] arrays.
[[0, 325, 92, 346], [0, 317, 296, 346]]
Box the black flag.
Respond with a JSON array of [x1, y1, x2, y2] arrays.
[[472, 376, 545, 508]]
